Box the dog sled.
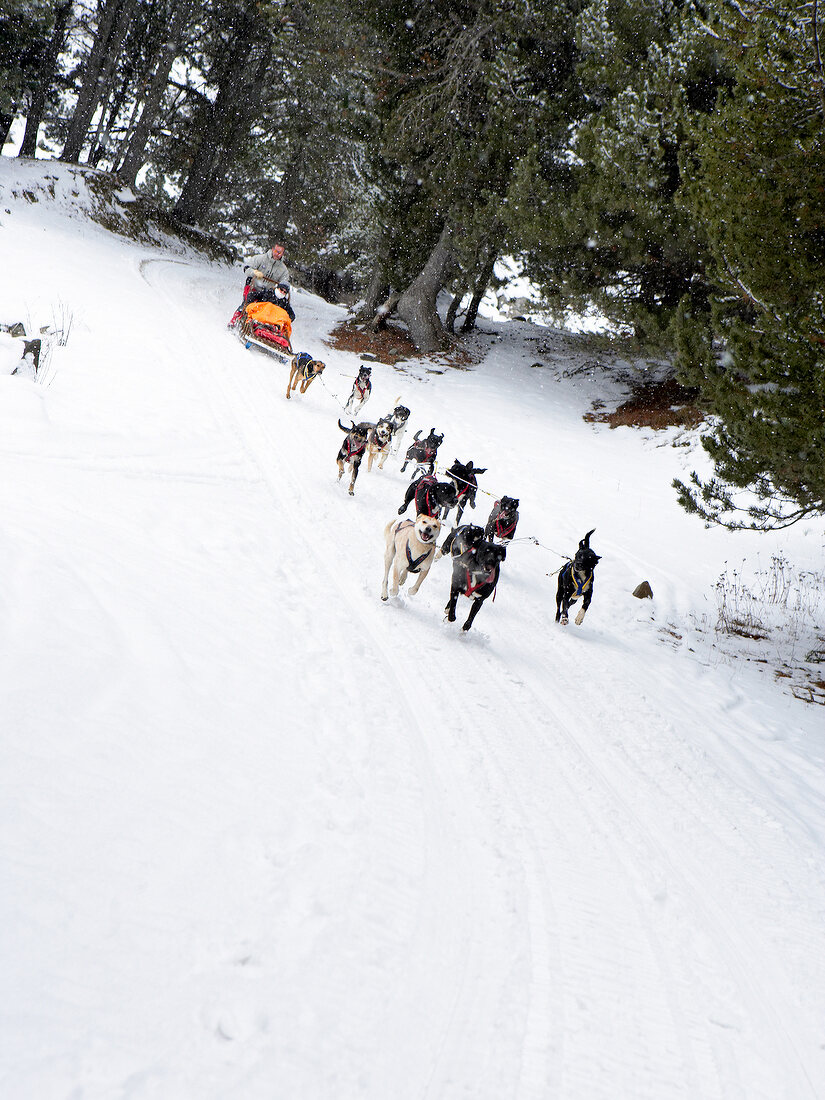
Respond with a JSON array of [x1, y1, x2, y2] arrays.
[[237, 301, 293, 363]]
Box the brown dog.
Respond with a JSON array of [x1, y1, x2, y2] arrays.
[[381, 514, 442, 601], [286, 352, 325, 399]]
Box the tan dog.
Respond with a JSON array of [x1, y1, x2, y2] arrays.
[[366, 418, 393, 472], [381, 514, 442, 601], [286, 353, 325, 399]]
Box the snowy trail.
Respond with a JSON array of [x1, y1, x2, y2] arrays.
[[140, 256, 825, 1098], [2, 174, 824, 1100]]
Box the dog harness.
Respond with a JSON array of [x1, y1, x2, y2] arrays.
[[414, 476, 440, 518], [395, 519, 434, 573], [297, 353, 321, 381], [464, 564, 498, 597], [561, 562, 592, 598], [343, 435, 366, 459], [493, 510, 517, 539], [354, 376, 371, 398]]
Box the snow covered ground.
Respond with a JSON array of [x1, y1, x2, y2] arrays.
[[1, 158, 824, 1100]]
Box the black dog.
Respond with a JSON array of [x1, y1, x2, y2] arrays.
[[443, 528, 506, 632], [344, 366, 372, 415], [485, 497, 520, 544], [438, 523, 485, 558], [400, 428, 443, 477], [398, 474, 458, 518], [444, 459, 487, 525], [556, 528, 601, 626], [336, 418, 371, 495]]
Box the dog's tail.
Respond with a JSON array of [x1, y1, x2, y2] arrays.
[[338, 418, 355, 433]]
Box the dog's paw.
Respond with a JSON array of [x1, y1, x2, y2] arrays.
[[575, 608, 586, 626], [381, 595, 388, 602], [445, 610, 456, 622], [348, 488, 355, 496], [559, 615, 569, 626]]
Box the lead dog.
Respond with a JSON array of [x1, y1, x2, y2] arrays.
[[286, 352, 325, 399], [344, 365, 372, 415], [381, 514, 442, 601], [485, 496, 520, 545], [556, 528, 601, 625], [398, 473, 458, 518], [336, 419, 371, 495], [443, 529, 506, 632]]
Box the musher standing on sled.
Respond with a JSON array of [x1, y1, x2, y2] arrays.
[[229, 243, 294, 327]]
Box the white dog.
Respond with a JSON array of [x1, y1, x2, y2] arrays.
[[381, 514, 442, 601]]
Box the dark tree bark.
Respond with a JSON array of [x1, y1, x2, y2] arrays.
[[117, 0, 193, 187], [268, 152, 304, 239], [0, 113, 14, 151], [461, 247, 498, 333], [61, 0, 138, 163], [354, 259, 389, 323], [18, 1, 73, 159], [173, 7, 269, 226], [445, 284, 467, 333], [396, 222, 454, 351]]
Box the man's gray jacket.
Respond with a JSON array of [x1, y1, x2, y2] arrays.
[[244, 251, 290, 291]]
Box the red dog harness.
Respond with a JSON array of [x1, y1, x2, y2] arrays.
[[464, 565, 498, 597], [343, 435, 366, 459]]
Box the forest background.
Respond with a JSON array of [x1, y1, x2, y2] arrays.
[[2, 0, 824, 529]]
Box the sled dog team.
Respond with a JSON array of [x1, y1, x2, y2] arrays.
[[285, 351, 600, 633]]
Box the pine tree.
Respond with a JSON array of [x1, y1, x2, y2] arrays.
[[673, 0, 825, 527]]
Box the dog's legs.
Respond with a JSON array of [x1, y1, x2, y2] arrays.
[[286, 370, 294, 399], [348, 458, 361, 495], [408, 562, 430, 595], [337, 458, 345, 482], [381, 523, 397, 600], [397, 483, 415, 516], [445, 585, 460, 622], [462, 595, 486, 632]]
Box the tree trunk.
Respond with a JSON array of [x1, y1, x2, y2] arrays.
[[445, 284, 467, 333], [371, 290, 402, 331], [396, 222, 454, 351], [61, 0, 137, 163], [173, 8, 267, 225], [19, 0, 73, 158], [354, 259, 389, 323], [268, 152, 303, 239], [117, 0, 193, 187], [0, 112, 14, 152], [461, 247, 497, 333]]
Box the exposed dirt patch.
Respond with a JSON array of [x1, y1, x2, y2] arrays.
[[324, 321, 419, 365], [324, 321, 483, 370], [586, 376, 703, 430]]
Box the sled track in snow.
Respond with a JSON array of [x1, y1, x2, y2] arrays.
[[141, 257, 825, 1100]]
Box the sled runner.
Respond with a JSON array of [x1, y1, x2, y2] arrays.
[[237, 301, 293, 363]]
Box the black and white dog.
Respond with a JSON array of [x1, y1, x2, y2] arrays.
[[365, 418, 394, 472], [398, 473, 458, 518], [336, 419, 371, 495], [384, 403, 411, 456], [556, 528, 601, 626], [444, 459, 487, 525], [485, 497, 520, 545], [400, 428, 444, 478], [442, 526, 506, 632], [344, 365, 372, 415]]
